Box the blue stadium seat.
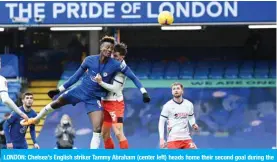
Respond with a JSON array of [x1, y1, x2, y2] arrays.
[[0, 54, 19, 78], [254, 70, 269, 78], [242, 60, 255, 67], [196, 61, 211, 68], [63, 62, 80, 71], [8, 93, 17, 102], [212, 61, 226, 68], [8, 86, 20, 93], [224, 67, 239, 79], [0, 105, 11, 113], [269, 60, 276, 69], [183, 61, 196, 67], [269, 68, 276, 78], [194, 68, 209, 79], [164, 62, 179, 79], [150, 62, 166, 79], [225, 61, 241, 68], [127, 60, 138, 72], [239, 61, 254, 78], [255, 60, 269, 68], [254, 63, 269, 78], [179, 65, 194, 79], [135, 61, 151, 79], [239, 67, 254, 79], [7, 82, 21, 88], [61, 71, 76, 80], [209, 68, 224, 79]]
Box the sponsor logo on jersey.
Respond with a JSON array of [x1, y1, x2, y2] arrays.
[[174, 113, 188, 119]]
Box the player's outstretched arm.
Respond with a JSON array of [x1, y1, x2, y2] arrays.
[[95, 73, 123, 93], [0, 92, 28, 120], [120, 66, 150, 103], [48, 59, 88, 99]]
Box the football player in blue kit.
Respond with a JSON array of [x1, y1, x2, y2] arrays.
[[21, 36, 150, 149], [4, 92, 39, 149]]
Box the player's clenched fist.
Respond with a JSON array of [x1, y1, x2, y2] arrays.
[[7, 143, 13, 149], [192, 124, 199, 131], [48, 89, 60, 99], [95, 73, 102, 83]]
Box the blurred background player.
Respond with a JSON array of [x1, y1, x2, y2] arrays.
[[159, 82, 198, 149], [95, 43, 129, 149], [55, 114, 76, 149], [3, 92, 39, 149], [22, 36, 150, 149], [0, 75, 28, 120]]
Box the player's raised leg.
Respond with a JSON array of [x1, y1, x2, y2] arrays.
[[0, 75, 28, 120], [21, 91, 77, 126]]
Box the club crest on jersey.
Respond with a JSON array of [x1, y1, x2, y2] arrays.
[[103, 72, 108, 77], [90, 75, 97, 83], [20, 126, 28, 134]]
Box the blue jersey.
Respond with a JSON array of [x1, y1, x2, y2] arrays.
[[3, 106, 37, 148], [63, 55, 143, 98]]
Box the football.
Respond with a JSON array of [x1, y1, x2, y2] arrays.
[[158, 11, 174, 25]]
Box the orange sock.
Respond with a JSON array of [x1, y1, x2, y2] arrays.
[[119, 140, 129, 149], [104, 138, 115, 149]]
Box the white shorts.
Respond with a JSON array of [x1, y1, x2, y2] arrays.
[[0, 75, 8, 92]]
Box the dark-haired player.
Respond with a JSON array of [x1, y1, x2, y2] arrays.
[[95, 43, 129, 149], [22, 36, 150, 149], [4, 92, 39, 149]]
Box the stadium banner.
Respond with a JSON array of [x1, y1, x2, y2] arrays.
[[0, 1, 276, 26], [1, 149, 277, 162], [124, 79, 276, 88], [58, 79, 276, 88]]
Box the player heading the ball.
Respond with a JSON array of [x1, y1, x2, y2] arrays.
[[21, 36, 150, 149]]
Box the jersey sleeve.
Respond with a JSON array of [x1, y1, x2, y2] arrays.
[[189, 102, 194, 116], [188, 102, 196, 126], [3, 112, 17, 143], [99, 73, 124, 93], [6, 112, 18, 124], [119, 66, 144, 90], [63, 57, 88, 89], [160, 104, 169, 118], [4, 80, 7, 88], [30, 124, 37, 144], [80, 57, 89, 70], [114, 73, 125, 84]]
